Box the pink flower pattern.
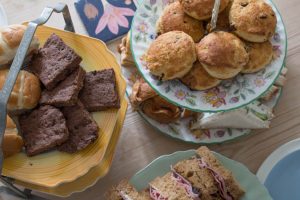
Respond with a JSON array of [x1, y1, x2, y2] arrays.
[[84, 2, 99, 20], [95, 0, 135, 35]]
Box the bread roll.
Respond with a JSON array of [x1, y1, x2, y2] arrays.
[[0, 24, 39, 66], [4, 115, 23, 158], [0, 69, 41, 111]]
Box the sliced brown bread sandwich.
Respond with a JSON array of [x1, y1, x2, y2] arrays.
[[106, 180, 151, 200], [149, 172, 200, 200], [173, 146, 244, 200]]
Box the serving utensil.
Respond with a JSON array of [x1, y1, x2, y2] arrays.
[[208, 0, 221, 32], [0, 3, 74, 198]]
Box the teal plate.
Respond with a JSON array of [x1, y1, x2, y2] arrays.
[[130, 150, 272, 200]]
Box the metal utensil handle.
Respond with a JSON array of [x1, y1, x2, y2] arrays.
[[209, 0, 221, 32], [0, 3, 74, 198]]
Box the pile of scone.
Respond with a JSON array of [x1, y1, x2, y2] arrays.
[[144, 0, 277, 90], [0, 24, 120, 157]]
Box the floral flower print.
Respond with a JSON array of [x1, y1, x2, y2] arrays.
[[84, 2, 99, 20], [204, 88, 226, 108], [95, 0, 135, 35], [273, 32, 281, 42], [137, 21, 148, 33], [273, 45, 282, 59], [175, 89, 186, 100], [254, 77, 266, 87], [124, 0, 133, 5]]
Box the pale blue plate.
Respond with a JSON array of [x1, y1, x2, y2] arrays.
[[130, 150, 272, 200], [257, 138, 300, 200]]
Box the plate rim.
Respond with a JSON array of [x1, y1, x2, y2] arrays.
[[0, 2, 8, 26], [124, 73, 283, 144], [130, 0, 288, 113], [256, 138, 300, 184]]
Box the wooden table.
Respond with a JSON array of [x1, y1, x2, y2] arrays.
[[1, 0, 300, 199]]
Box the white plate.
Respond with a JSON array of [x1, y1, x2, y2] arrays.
[[123, 66, 282, 144], [257, 138, 300, 199], [131, 0, 287, 112], [0, 3, 8, 26]]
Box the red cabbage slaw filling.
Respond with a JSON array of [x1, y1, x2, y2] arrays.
[[198, 158, 233, 200], [171, 167, 201, 200], [119, 191, 134, 200], [149, 185, 168, 200]]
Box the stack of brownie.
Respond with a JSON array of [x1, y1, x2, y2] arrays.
[[20, 34, 120, 156]]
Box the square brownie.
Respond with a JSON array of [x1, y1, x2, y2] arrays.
[[29, 33, 82, 90], [19, 105, 69, 156], [79, 69, 120, 112], [58, 101, 99, 153], [39, 67, 86, 107]]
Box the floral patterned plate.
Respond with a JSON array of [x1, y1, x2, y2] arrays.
[[130, 0, 287, 112], [123, 66, 282, 144], [130, 150, 272, 200]]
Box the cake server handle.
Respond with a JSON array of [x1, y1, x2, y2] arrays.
[[209, 0, 221, 32], [0, 3, 74, 199]]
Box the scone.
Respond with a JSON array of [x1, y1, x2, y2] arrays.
[[145, 31, 196, 80], [179, 0, 229, 20], [229, 0, 277, 42], [156, 1, 205, 42], [181, 61, 221, 90], [196, 31, 249, 79], [118, 33, 135, 68], [242, 41, 273, 73]]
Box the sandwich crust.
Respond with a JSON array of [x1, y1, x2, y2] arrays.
[[242, 41, 273, 73], [157, 1, 205, 42], [229, 0, 277, 42], [196, 31, 249, 79], [181, 61, 221, 90], [179, 0, 229, 20], [145, 31, 196, 80], [130, 78, 157, 108]]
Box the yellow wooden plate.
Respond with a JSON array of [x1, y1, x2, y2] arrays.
[[2, 25, 127, 188], [14, 98, 128, 197]]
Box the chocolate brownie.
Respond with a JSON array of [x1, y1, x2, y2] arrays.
[[79, 69, 120, 112], [29, 33, 82, 90], [19, 105, 69, 156], [58, 101, 99, 153], [39, 67, 86, 107]]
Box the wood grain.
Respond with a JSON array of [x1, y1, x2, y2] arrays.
[[1, 0, 300, 199]]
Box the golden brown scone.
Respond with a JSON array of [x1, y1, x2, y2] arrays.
[[229, 0, 277, 42], [0, 69, 41, 111], [197, 31, 249, 79], [157, 1, 205, 42], [242, 41, 273, 73], [179, 0, 229, 20], [141, 96, 181, 124], [181, 61, 221, 90], [145, 31, 196, 80], [130, 78, 157, 108], [0, 24, 39, 65]]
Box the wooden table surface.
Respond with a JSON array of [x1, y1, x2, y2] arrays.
[[1, 0, 300, 199]]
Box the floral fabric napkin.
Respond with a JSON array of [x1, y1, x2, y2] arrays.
[[75, 0, 136, 42]]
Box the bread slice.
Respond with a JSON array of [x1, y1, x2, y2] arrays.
[[149, 172, 195, 200], [173, 147, 244, 200], [106, 180, 152, 200], [196, 147, 245, 199]]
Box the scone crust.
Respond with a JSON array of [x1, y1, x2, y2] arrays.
[[157, 1, 205, 42], [197, 31, 249, 79], [145, 31, 196, 80], [179, 0, 229, 20], [229, 0, 277, 42], [242, 41, 273, 73], [181, 61, 221, 90]]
